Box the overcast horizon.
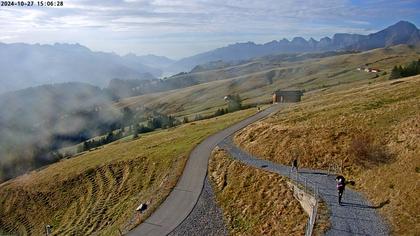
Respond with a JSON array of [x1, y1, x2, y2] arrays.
[[1, 0, 419, 59]]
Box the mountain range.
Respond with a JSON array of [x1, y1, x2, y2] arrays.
[[171, 21, 420, 71], [0, 43, 173, 93], [0, 20, 418, 94]]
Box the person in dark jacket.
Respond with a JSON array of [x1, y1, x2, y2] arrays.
[[291, 159, 298, 173], [336, 175, 346, 205]]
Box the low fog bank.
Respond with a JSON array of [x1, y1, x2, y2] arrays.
[[0, 82, 122, 182], [0, 80, 188, 182], [0, 42, 169, 94]]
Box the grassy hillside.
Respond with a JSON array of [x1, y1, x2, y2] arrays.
[[117, 45, 420, 118], [1, 45, 417, 235], [209, 148, 308, 235], [234, 75, 420, 235], [0, 108, 256, 236]]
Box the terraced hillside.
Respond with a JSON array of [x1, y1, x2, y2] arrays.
[[234, 75, 420, 235], [0, 109, 256, 236], [117, 45, 420, 118]]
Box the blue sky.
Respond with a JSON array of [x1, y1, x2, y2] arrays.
[[1, 0, 419, 59]]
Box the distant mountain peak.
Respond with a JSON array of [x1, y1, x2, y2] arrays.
[[0, 42, 163, 93], [52, 42, 91, 52], [346, 20, 420, 50], [393, 20, 417, 28], [264, 40, 279, 45], [291, 37, 307, 43], [381, 20, 419, 33], [170, 21, 419, 73], [320, 36, 332, 41]]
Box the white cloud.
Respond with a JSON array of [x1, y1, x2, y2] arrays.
[[0, 0, 418, 58]]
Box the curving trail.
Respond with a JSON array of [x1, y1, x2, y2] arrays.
[[219, 137, 389, 236], [128, 104, 283, 236], [128, 104, 389, 236]]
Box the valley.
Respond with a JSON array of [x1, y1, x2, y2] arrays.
[[0, 19, 419, 236], [117, 45, 420, 118], [0, 108, 257, 235]]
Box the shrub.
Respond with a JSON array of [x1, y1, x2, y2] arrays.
[[348, 132, 392, 167], [226, 94, 242, 112]]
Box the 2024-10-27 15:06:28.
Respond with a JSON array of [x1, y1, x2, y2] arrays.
[[0, 1, 64, 6]]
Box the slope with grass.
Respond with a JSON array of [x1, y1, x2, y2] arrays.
[[128, 103, 284, 235], [1, 45, 418, 236], [234, 75, 420, 235], [219, 137, 387, 235], [116, 45, 420, 119], [209, 148, 308, 235], [0, 109, 256, 236]]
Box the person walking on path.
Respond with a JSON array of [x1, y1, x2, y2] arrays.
[[291, 159, 298, 173], [336, 175, 346, 205]]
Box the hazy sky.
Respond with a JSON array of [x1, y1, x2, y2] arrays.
[[1, 0, 419, 59]]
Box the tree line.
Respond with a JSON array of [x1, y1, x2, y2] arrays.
[[389, 59, 420, 80], [81, 94, 246, 151], [81, 112, 179, 151]]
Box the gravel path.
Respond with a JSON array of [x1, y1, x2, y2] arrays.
[[128, 104, 284, 236], [219, 137, 389, 236], [168, 178, 228, 236], [128, 103, 389, 236]]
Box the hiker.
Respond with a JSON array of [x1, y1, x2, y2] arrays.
[[291, 159, 298, 173], [336, 175, 346, 205]]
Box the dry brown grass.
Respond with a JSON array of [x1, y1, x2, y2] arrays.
[[234, 75, 420, 235], [0, 109, 256, 236], [357, 115, 420, 235], [209, 148, 307, 236], [116, 45, 420, 119]]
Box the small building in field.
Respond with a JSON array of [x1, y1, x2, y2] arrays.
[[362, 67, 381, 73], [272, 90, 303, 103]]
